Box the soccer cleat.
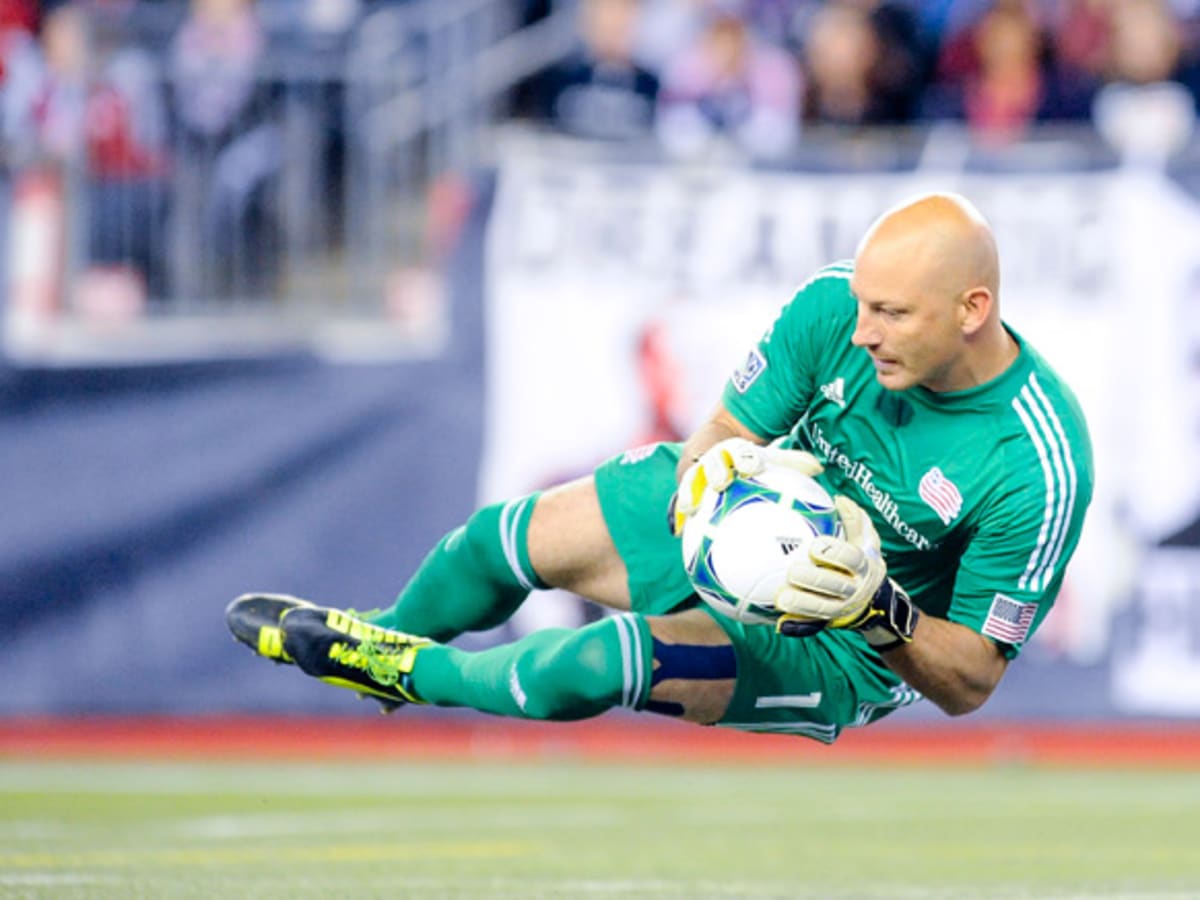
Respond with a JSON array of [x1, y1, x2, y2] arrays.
[[281, 605, 431, 707], [225, 593, 318, 664]]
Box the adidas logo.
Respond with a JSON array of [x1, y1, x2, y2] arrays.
[[777, 537, 804, 555], [820, 377, 846, 408]]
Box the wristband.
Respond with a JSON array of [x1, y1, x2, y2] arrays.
[[854, 579, 919, 652]]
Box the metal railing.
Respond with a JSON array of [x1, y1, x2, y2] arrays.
[[1, 0, 578, 360]]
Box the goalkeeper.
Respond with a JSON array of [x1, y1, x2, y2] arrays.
[[228, 192, 1094, 743]]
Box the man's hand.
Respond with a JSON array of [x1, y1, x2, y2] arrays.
[[775, 496, 919, 650], [669, 438, 823, 537]]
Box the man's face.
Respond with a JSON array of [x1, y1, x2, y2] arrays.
[[849, 257, 965, 393]]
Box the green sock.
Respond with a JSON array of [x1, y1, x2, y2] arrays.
[[409, 614, 651, 721], [368, 497, 545, 641]]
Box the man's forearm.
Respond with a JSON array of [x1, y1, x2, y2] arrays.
[[879, 614, 1007, 716]]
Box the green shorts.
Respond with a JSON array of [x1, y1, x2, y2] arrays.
[[593, 442, 914, 742], [593, 441, 695, 616]]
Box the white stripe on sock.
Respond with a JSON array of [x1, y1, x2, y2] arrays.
[[499, 497, 535, 591], [613, 616, 633, 708], [616, 614, 645, 710]]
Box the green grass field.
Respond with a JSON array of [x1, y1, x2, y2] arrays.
[[2, 759, 1199, 898]]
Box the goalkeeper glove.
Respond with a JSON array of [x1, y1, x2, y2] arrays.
[[774, 495, 919, 651], [669, 438, 824, 537]]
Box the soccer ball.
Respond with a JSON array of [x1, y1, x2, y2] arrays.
[[680, 464, 843, 626]]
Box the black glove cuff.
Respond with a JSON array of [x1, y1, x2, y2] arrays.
[[859, 579, 919, 651], [776, 616, 828, 638]]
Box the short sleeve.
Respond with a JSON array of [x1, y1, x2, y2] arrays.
[[722, 263, 857, 439], [948, 447, 1092, 661]]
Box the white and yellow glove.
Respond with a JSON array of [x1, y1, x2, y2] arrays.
[[775, 495, 919, 651], [669, 437, 824, 537]]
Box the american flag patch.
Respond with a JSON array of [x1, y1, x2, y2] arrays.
[[918, 466, 963, 525], [731, 349, 766, 393], [982, 593, 1037, 644]]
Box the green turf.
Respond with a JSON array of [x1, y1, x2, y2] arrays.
[[1, 759, 1199, 898]]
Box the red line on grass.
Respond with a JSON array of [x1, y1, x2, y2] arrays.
[[1, 715, 1199, 768]]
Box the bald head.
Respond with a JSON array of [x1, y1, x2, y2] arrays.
[[849, 193, 1016, 393], [857, 192, 999, 307]]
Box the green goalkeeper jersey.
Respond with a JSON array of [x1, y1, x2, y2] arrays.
[[722, 261, 1094, 659]]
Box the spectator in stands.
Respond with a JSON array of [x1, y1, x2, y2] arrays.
[[0, 4, 86, 169], [167, 0, 281, 301], [799, 1, 926, 127], [655, 0, 800, 161], [923, 0, 1096, 143], [634, 0, 705, 75], [1104, 0, 1191, 88], [0, 0, 37, 322], [1, 1, 170, 298], [800, 3, 878, 126], [1054, 0, 1200, 93], [0, 0, 36, 84], [1089, 0, 1199, 164], [534, 0, 660, 141], [1050, 0, 1114, 83], [636, 0, 807, 66], [864, 1, 930, 122]]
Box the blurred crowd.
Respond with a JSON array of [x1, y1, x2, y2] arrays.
[[527, 0, 1200, 157], [0, 0, 1197, 305], [0, 0, 296, 302], [3, 0, 1196, 172]]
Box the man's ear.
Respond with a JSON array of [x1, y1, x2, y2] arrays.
[[958, 286, 992, 335]]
